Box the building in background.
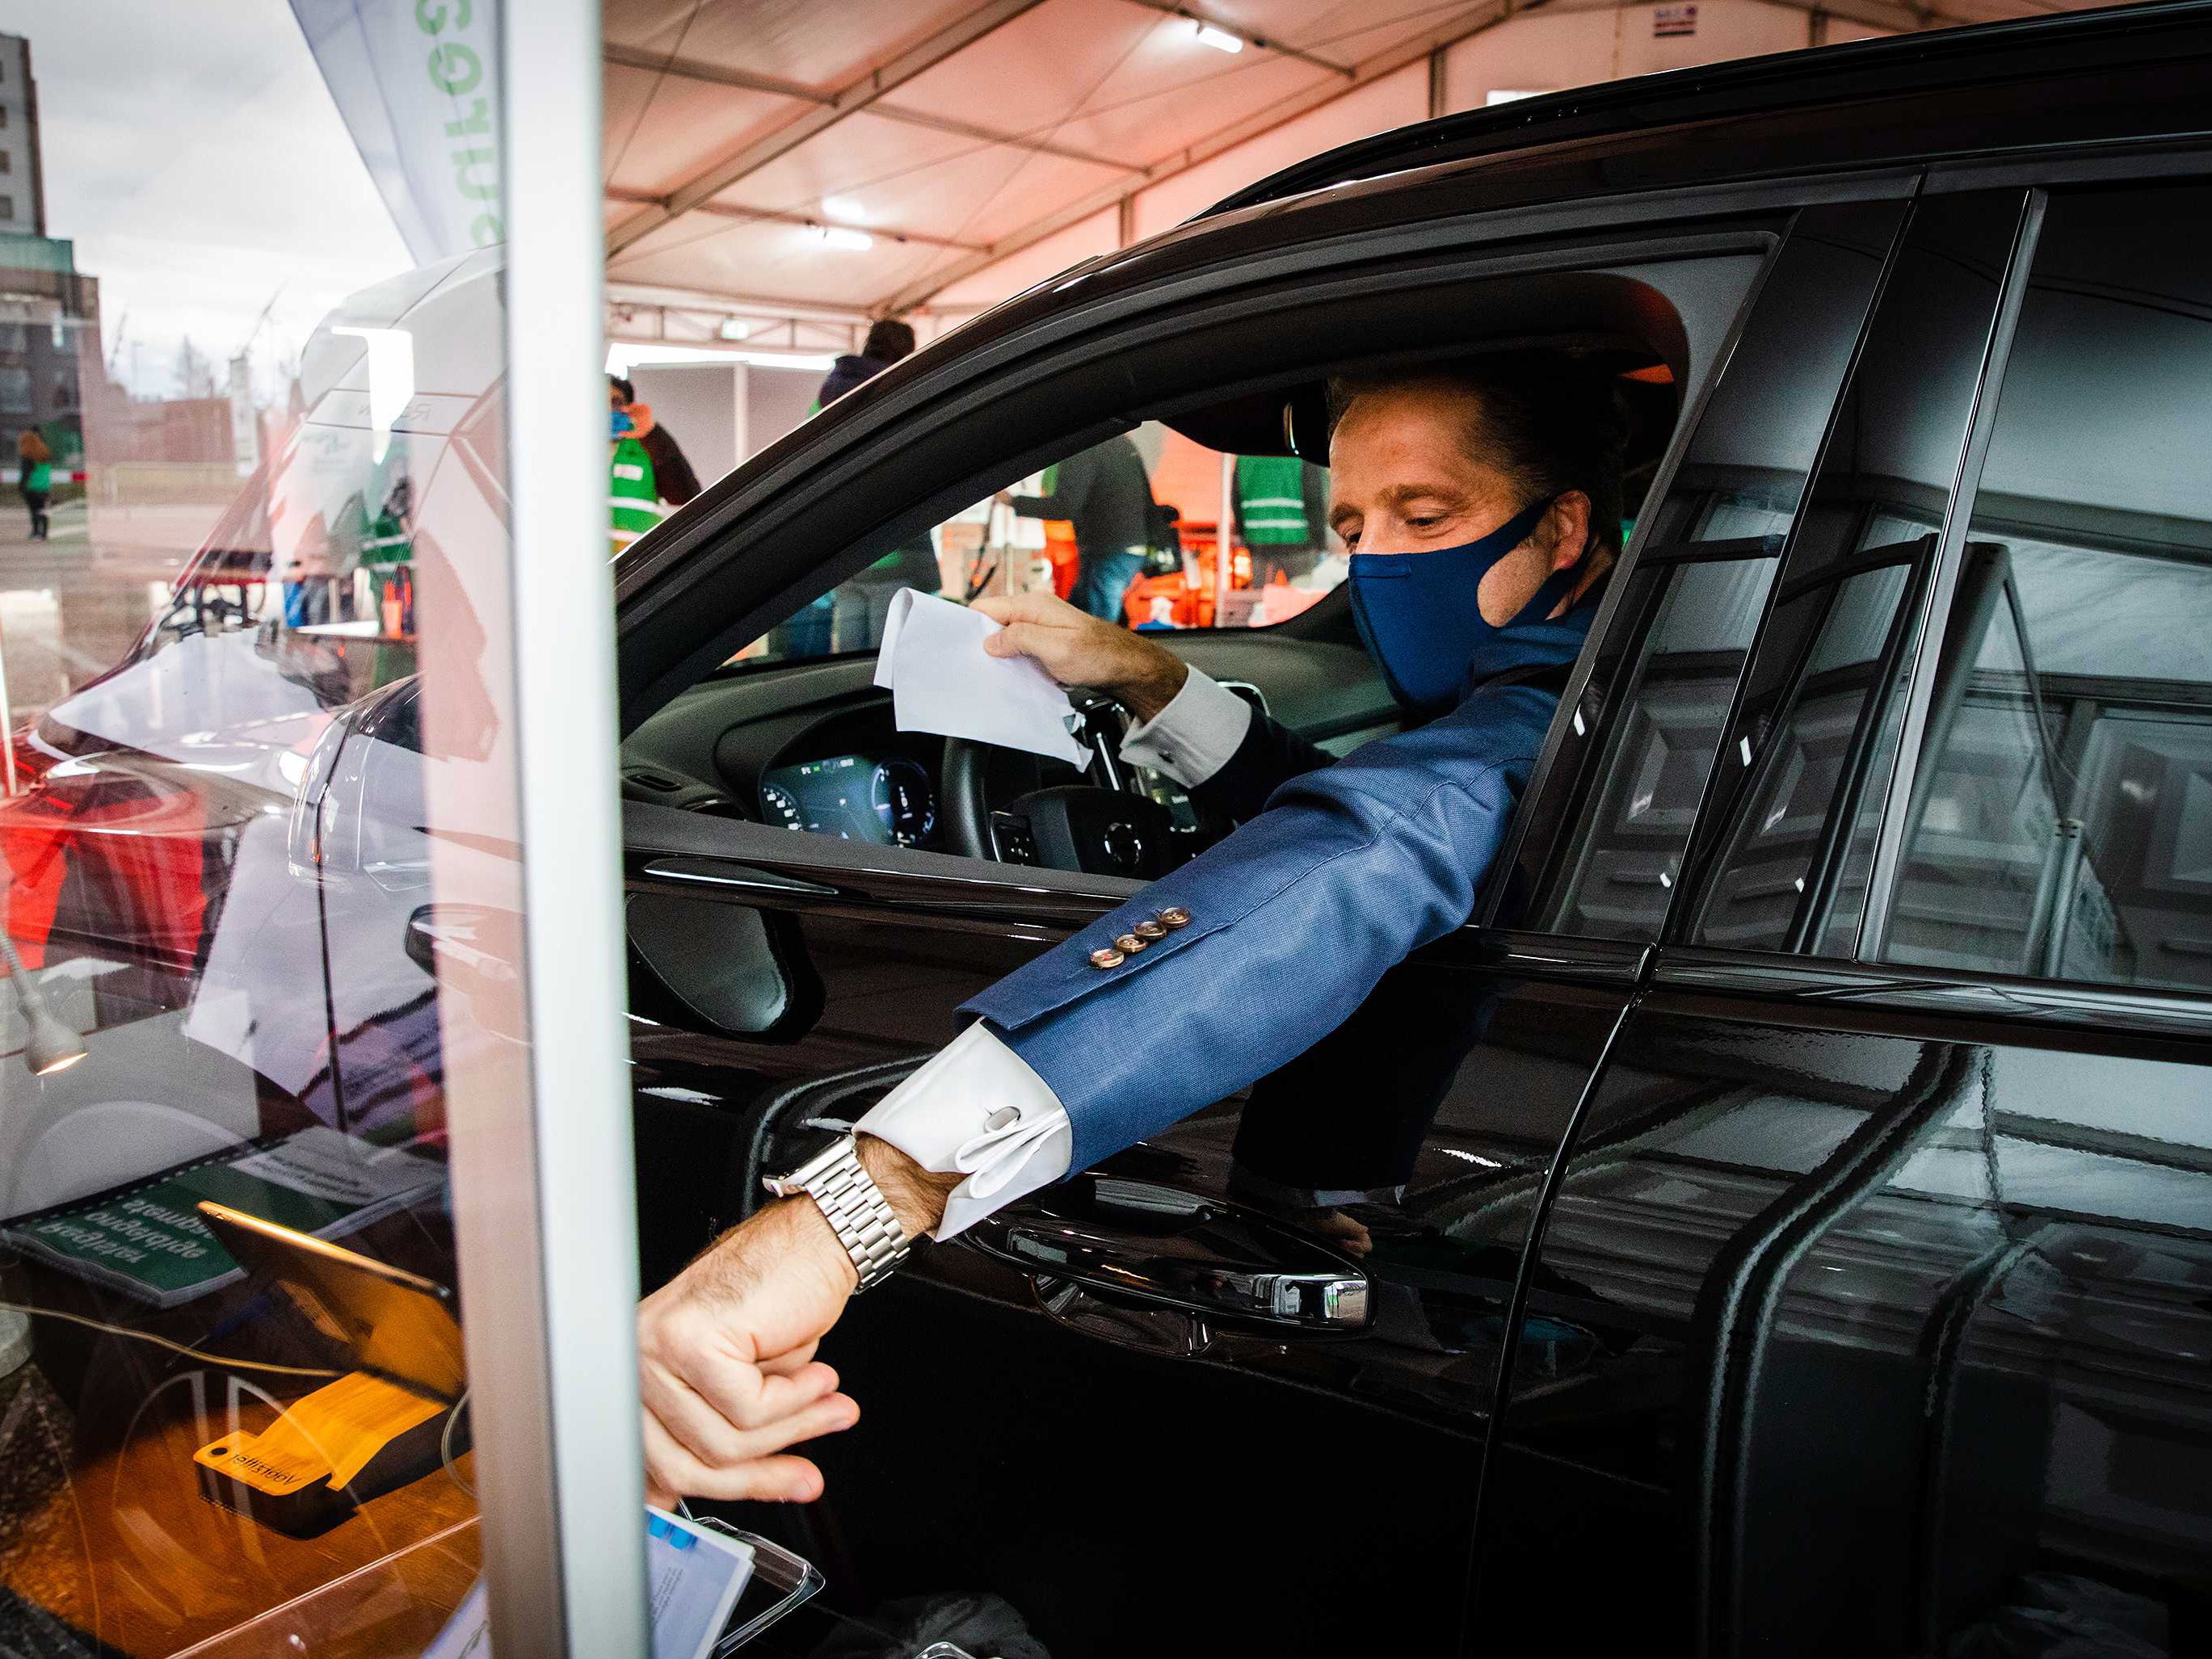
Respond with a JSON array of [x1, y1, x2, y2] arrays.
[[0, 234, 98, 472], [0, 34, 97, 476], [0, 33, 47, 237]]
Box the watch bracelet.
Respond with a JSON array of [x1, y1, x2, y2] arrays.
[[803, 1141, 911, 1292]]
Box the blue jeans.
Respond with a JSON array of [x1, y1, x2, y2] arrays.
[[1070, 550, 1145, 624]]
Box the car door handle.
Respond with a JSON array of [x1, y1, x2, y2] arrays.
[[961, 1175, 1371, 1333]]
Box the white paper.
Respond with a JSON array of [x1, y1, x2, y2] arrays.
[[873, 588, 1084, 766], [421, 1508, 756, 1659]]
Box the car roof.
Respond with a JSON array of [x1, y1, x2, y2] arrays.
[[1208, 0, 2212, 216]]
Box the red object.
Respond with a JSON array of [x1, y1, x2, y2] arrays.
[[0, 779, 212, 972]]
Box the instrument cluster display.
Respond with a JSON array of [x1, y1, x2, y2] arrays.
[[757, 753, 939, 847]]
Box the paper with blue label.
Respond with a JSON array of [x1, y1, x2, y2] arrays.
[[422, 1506, 755, 1658]]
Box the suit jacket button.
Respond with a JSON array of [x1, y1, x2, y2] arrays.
[[1156, 905, 1191, 929], [1131, 918, 1167, 941], [1090, 946, 1125, 969], [1114, 934, 1146, 954]]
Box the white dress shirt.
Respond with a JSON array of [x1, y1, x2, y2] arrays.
[[855, 664, 1254, 1238]]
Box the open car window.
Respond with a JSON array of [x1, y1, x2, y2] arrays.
[[726, 419, 1342, 668]]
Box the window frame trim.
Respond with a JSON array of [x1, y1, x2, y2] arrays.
[[1473, 218, 1799, 930], [1854, 191, 2050, 964], [1508, 193, 1922, 946]]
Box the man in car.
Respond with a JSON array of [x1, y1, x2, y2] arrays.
[[634, 355, 1626, 1505]]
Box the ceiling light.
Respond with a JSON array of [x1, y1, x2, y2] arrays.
[[809, 225, 874, 252], [1192, 20, 1243, 52], [820, 195, 867, 225], [718, 318, 752, 341]]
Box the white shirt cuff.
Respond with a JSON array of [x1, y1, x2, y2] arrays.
[[854, 1023, 1072, 1241], [1117, 666, 1253, 788]]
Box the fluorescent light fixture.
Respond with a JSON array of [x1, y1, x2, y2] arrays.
[[1192, 20, 1243, 52], [820, 195, 867, 225], [605, 341, 838, 374], [809, 225, 874, 252], [717, 318, 753, 341]]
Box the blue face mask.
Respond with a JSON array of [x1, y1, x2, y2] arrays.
[[611, 408, 635, 438], [1348, 495, 1589, 710]]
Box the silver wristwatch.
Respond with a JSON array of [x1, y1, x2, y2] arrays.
[[761, 1136, 913, 1293]]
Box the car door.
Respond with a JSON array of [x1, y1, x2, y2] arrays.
[[605, 201, 1878, 1657], [1493, 173, 2212, 1659]]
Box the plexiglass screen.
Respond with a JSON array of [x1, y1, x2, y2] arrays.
[[0, 7, 545, 1650]]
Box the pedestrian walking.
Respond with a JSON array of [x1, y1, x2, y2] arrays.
[[18, 430, 52, 541]]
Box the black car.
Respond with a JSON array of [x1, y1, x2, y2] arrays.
[[597, 7, 2212, 1653], [20, 4, 2212, 1655]]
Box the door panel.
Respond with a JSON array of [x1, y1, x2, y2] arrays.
[[1506, 980, 2212, 1659], [822, 952, 1636, 1657]]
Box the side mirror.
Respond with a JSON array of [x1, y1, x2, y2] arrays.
[[287, 678, 430, 891]]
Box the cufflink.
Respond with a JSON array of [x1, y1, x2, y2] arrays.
[[1089, 946, 1125, 969], [983, 1105, 1020, 1131], [1157, 905, 1191, 929]]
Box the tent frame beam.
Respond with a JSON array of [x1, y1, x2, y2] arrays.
[[600, 42, 1144, 175], [879, 0, 1528, 314], [606, 0, 1047, 257], [876, 0, 1989, 314], [603, 186, 988, 251]]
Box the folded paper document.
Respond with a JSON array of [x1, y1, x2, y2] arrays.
[[873, 588, 1085, 766]]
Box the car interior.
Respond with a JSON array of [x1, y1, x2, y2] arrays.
[[616, 275, 1707, 896]]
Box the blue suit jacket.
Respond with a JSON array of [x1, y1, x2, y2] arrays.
[[962, 618, 1589, 1171]]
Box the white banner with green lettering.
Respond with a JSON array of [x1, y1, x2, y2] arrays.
[[289, 0, 503, 265]]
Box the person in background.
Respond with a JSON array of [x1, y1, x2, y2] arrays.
[[1234, 453, 1331, 587], [1003, 432, 1155, 624], [609, 404, 661, 553], [17, 430, 52, 541], [818, 317, 916, 406], [813, 318, 940, 652], [281, 560, 312, 629], [610, 376, 703, 508]]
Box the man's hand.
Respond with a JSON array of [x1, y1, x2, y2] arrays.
[[973, 590, 1188, 721], [637, 1136, 960, 1506]]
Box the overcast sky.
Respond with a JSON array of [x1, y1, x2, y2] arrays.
[[0, 0, 412, 401]]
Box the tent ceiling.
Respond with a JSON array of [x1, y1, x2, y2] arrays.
[[602, 0, 2120, 326]]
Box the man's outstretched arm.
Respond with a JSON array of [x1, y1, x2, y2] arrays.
[[636, 681, 1552, 1504]]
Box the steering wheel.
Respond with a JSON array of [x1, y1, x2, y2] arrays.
[[941, 705, 1177, 878]]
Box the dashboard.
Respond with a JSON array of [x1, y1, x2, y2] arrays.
[[757, 751, 938, 847], [617, 630, 1400, 860]]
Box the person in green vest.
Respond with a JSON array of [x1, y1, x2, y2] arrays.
[[611, 406, 662, 554], [18, 429, 53, 541], [1232, 453, 1330, 588]]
